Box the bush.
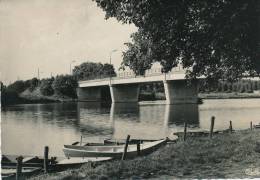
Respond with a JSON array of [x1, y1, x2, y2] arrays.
[[40, 78, 54, 96], [73, 62, 116, 80], [1, 86, 20, 106], [52, 75, 78, 98], [7, 80, 26, 93], [28, 78, 39, 92]]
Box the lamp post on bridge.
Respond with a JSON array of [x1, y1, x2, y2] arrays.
[[109, 49, 117, 84], [70, 60, 76, 75]]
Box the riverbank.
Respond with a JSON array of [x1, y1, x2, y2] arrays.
[[30, 129, 260, 179], [199, 92, 260, 99], [139, 92, 260, 102], [2, 91, 260, 107], [20, 88, 77, 102]]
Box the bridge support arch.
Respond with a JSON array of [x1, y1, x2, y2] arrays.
[[109, 84, 140, 103], [163, 80, 198, 104]]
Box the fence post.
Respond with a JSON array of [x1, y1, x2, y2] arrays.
[[250, 121, 253, 130], [209, 116, 215, 138], [229, 121, 233, 133], [137, 141, 141, 156], [44, 146, 49, 173], [184, 122, 187, 141], [121, 135, 130, 160], [16, 156, 23, 180], [80, 136, 83, 146]]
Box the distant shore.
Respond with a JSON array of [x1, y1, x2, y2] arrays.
[[199, 92, 260, 99], [2, 91, 260, 107]]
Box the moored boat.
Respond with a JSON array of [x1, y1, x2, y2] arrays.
[[103, 138, 161, 145], [63, 139, 167, 159], [1, 154, 112, 178], [254, 124, 260, 128]]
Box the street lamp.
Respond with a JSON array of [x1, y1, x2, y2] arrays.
[[109, 49, 118, 66], [37, 68, 44, 79], [70, 60, 76, 75], [109, 49, 117, 84]]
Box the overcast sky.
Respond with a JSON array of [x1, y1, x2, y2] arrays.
[[0, 0, 137, 85]]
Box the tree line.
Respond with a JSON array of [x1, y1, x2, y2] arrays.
[[2, 61, 259, 106], [1, 62, 116, 106], [1, 75, 78, 105], [140, 79, 260, 96]]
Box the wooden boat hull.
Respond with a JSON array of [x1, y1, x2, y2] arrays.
[[254, 125, 260, 129], [1, 155, 112, 177], [104, 138, 161, 145], [63, 139, 167, 159]]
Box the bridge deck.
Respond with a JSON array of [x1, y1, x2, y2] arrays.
[[79, 71, 186, 87]]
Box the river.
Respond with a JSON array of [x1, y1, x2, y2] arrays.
[[1, 99, 260, 156]]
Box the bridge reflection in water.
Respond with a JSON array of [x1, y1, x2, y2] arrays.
[[2, 99, 259, 156], [77, 102, 200, 139]]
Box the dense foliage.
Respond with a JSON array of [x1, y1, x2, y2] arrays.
[[121, 31, 153, 75], [95, 0, 259, 80], [198, 79, 260, 93], [140, 80, 260, 96], [6, 80, 27, 94], [52, 75, 78, 98], [1, 82, 21, 106], [73, 62, 116, 80], [40, 78, 54, 96], [27, 78, 39, 92]]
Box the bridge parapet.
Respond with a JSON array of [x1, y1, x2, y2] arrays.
[[78, 67, 186, 85]]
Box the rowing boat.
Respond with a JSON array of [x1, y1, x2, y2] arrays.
[[1, 154, 112, 175], [63, 139, 167, 159], [103, 138, 161, 145], [254, 124, 260, 128]]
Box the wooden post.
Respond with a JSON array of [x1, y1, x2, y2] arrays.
[[44, 146, 49, 173], [209, 116, 215, 138], [137, 141, 141, 156], [229, 121, 233, 133], [121, 135, 130, 160], [16, 156, 23, 180], [80, 136, 83, 146], [184, 122, 187, 141], [250, 121, 253, 130]]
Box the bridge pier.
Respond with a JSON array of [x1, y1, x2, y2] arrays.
[[109, 84, 140, 103], [77, 87, 102, 101], [163, 80, 198, 104]]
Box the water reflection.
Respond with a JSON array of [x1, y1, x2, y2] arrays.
[[164, 104, 199, 127], [2, 99, 260, 156], [77, 102, 113, 137], [110, 103, 139, 121]]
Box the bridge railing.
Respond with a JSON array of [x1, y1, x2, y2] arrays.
[[78, 67, 185, 83]]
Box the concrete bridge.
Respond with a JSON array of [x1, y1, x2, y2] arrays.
[[77, 67, 198, 104]]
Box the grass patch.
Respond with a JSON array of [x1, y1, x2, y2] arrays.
[[30, 129, 260, 179]]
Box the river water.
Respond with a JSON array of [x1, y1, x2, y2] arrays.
[[1, 99, 260, 156]]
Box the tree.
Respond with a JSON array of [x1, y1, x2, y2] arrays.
[[25, 78, 39, 92], [73, 62, 116, 80], [121, 31, 153, 75], [102, 63, 117, 77], [40, 78, 54, 96], [52, 75, 78, 98], [95, 0, 259, 81], [7, 80, 26, 93], [1, 82, 20, 106]]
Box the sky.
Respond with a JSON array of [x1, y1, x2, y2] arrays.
[[0, 0, 137, 85]]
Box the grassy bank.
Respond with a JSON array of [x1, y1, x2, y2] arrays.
[[19, 87, 76, 102], [139, 92, 260, 101], [31, 129, 260, 179], [199, 92, 260, 99]]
